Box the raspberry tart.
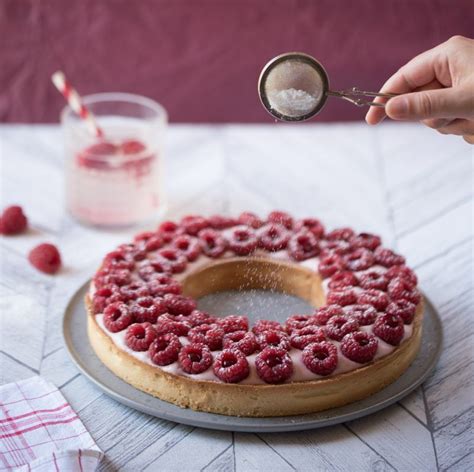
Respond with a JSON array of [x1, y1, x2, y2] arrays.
[[87, 211, 423, 417]]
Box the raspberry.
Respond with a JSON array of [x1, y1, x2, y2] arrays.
[[321, 239, 353, 256], [213, 349, 250, 383], [326, 288, 358, 306], [103, 302, 133, 332], [388, 278, 421, 305], [155, 316, 191, 336], [130, 296, 166, 323], [149, 333, 181, 366], [288, 230, 320, 261], [350, 233, 381, 251], [357, 289, 390, 310], [138, 260, 171, 281], [344, 248, 375, 271], [172, 235, 201, 262], [290, 326, 326, 350], [267, 211, 293, 230], [256, 330, 291, 351], [92, 285, 119, 314], [179, 343, 213, 374], [386, 300, 417, 324], [218, 315, 249, 333], [294, 218, 325, 238], [144, 235, 164, 252], [134, 230, 155, 243], [188, 323, 225, 350], [257, 223, 290, 251], [344, 304, 377, 325], [147, 275, 182, 296], [373, 313, 404, 345], [125, 322, 157, 351], [121, 139, 146, 155], [318, 254, 344, 278], [284, 314, 316, 333], [208, 215, 238, 229], [0, 205, 28, 235], [188, 310, 218, 327], [374, 247, 405, 267], [255, 347, 293, 384], [117, 243, 147, 261], [386, 265, 418, 286], [222, 331, 258, 355], [198, 229, 228, 258], [28, 243, 61, 274], [158, 221, 181, 243], [164, 293, 197, 315], [328, 271, 359, 290], [327, 227, 355, 242], [238, 212, 264, 229], [228, 226, 258, 256], [325, 315, 359, 341], [341, 332, 378, 363], [94, 268, 132, 288], [313, 305, 344, 325], [118, 282, 149, 302], [103, 250, 135, 271], [359, 270, 389, 290], [252, 319, 283, 335], [180, 215, 209, 236], [156, 249, 187, 273], [302, 342, 338, 376]]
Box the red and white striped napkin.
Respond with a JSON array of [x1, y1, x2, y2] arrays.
[[0, 377, 103, 471]]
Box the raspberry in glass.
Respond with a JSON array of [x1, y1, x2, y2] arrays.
[[255, 347, 293, 384], [0, 205, 28, 235], [163, 293, 197, 316], [218, 315, 249, 333], [238, 211, 264, 229], [344, 304, 378, 325], [130, 296, 166, 323], [373, 313, 404, 345], [103, 302, 133, 332], [213, 349, 250, 383], [326, 289, 358, 306], [149, 333, 182, 366], [179, 343, 213, 374], [374, 247, 405, 267], [28, 243, 62, 274], [252, 319, 283, 335], [147, 275, 182, 297], [223, 331, 258, 356], [318, 253, 344, 278], [208, 215, 238, 229], [256, 330, 291, 351], [257, 223, 291, 251], [294, 218, 325, 238], [359, 270, 389, 290], [302, 341, 338, 376], [172, 234, 201, 262], [313, 305, 344, 325], [386, 300, 417, 324], [267, 210, 293, 229], [288, 230, 320, 261], [328, 271, 359, 290], [188, 323, 225, 351], [325, 315, 359, 341], [341, 332, 378, 363], [228, 226, 258, 256], [357, 289, 390, 310], [344, 248, 375, 271], [388, 278, 422, 304], [180, 215, 209, 236], [350, 233, 382, 251], [198, 228, 228, 258], [327, 227, 355, 242], [156, 249, 187, 273], [125, 322, 157, 351], [290, 326, 326, 350]]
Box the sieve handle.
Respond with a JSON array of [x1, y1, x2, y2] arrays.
[[328, 87, 399, 107]]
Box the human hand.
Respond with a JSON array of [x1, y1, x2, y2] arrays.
[[366, 36, 474, 144]]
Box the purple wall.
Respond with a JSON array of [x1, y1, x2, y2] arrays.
[[1, 0, 472, 123]]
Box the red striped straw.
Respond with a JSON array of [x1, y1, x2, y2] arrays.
[[51, 71, 104, 138]]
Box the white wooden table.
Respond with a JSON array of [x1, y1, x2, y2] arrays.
[[1, 123, 472, 471]]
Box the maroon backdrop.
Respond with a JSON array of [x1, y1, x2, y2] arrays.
[[1, 0, 472, 123]]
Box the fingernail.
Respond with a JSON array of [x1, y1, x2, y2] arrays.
[[387, 97, 409, 119]]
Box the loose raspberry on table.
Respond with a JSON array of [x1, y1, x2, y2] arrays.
[[147, 275, 182, 297], [388, 278, 422, 305], [118, 282, 149, 302], [188, 323, 225, 350], [255, 347, 293, 384], [28, 243, 62, 274], [344, 248, 375, 271], [157, 221, 181, 243], [288, 230, 320, 261], [103, 250, 135, 271], [328, 271, 359, 290], [198, 229, 228, 258], [0, 205, 28, 235], [238, 212, 264, 229], [155, 316, 191, 336], [373, 313, 404, 345], [341, 332, 378, 363], [326, 288, 358, 307], [320, 239, 353, 256], [179, 343, 213, 374], [325, 315, 359, 341], [313, 305, 344, 325], [213, 349, 250, 383], [188, 310, 218, 327], [172, 234, 201, 262], [302, 341, 338, 376], [350, 233, 382, 251], [374, 247, 405, 267], [256, 330, 291, 351], [94, 268, 132, 288], [357, 289, 390, 310], [290, 326, 326, 350], [180, 215, 209, 236], [294, 218, 325, 239], [218, 315, 249, 333], [257, 223, 291, 252], [228, 226, 258, 256], [358, 270, 389, 291], [327, 227, 355, 242], [252, 319, 283, 335], [208, 215, 238, 229], [318, 253, 344, 278], [103, 302, 133, 332], [156, 249, 187, 274], [222, 331, 258, 356], [386, 299, 416, 324], [129, 296, 166, 323], [149, 333, 182, 366], [344, 304, 378, 325], [284, 314, 316, 333], [163, 293, 197, 316], [267, 211, 293, 230], [125, 322, 157, 351], [385, 265, 418, 286]]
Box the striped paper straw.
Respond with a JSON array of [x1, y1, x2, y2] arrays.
[[52, 71, 104, 138]]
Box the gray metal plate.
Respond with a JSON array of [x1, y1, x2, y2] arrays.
[[63, 282, 442, 432]]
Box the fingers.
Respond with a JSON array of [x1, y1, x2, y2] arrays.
[[463, 135, 474, 144], [436, 119, 474, 136]]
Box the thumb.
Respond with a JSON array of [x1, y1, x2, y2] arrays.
[[385, 87, 472, 121]]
